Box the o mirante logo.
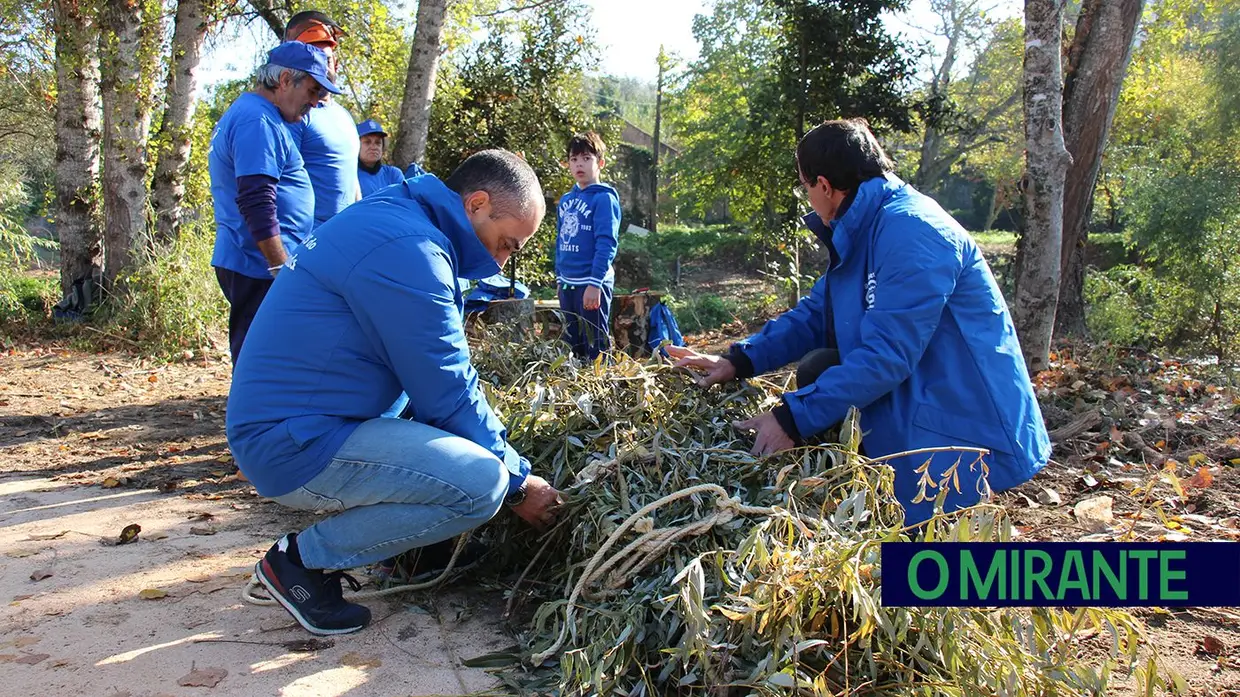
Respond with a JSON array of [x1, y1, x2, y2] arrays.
[[880, 542, 1240, 607]]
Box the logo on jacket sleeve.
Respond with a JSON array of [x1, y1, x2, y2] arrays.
[[865, 272, 877, 310]]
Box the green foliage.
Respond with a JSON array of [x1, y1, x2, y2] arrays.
[[0, 172, 57, 331], [613, 224, 756, 289], [1086, 163, 1240, 358], [100, 220, 227, 356], [426, 0, 615, 287]]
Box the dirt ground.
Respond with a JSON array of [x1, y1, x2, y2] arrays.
[[0, 346, 513, 697], [2, 337, 1240, 695]]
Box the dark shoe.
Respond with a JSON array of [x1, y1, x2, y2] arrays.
[[255, 535, 371, 636], [376, 538, 487, 585]]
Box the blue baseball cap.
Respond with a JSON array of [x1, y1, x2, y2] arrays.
[[266, 41, 342, 95], [357, 119, 387, 138]]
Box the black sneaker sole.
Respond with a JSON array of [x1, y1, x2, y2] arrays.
[[254, 560, 368, 637]]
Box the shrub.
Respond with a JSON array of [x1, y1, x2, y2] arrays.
[[101, 220, 227, 357]]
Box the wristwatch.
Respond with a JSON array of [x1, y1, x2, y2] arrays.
[[505, 481, 527, 507]]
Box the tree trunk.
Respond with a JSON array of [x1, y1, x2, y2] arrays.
[[151, 0, 212, 243], [100, 0, 161, 287], [651, 47, 665, 234], [1053, 0, 1145, 337], [392, 0, 448, 168], [1011, 0, 1071, 374], [53, 0, 103, 295]]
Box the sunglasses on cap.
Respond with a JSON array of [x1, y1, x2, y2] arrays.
[[292, 21, 344, 48]]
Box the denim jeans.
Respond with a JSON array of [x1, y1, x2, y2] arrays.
[[272, 418, 509, 571]]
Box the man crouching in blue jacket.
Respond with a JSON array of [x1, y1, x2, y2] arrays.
[[668, 119, 1050, 527], [226, 149, 561, 636]]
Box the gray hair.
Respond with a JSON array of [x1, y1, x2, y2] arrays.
[[444, 149, 545, 220], [255, 63, 310, 90]]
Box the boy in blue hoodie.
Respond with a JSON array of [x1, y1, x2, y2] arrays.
[[555, 132, 621, 360]]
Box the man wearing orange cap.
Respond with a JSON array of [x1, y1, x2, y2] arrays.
[[283, 11, 361, 228]]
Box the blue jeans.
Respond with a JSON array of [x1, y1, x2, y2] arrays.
[[272, 418, 509, 571]]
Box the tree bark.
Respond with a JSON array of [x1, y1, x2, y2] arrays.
[[100, 0, 161, 287], [53, 0, 103, 295], [1053, 0, 1145, 337], [1012, 0, 1071, 373], [651, 47, 666, 234], [392, 0, 449, 168], [151, 0, 212, 243]]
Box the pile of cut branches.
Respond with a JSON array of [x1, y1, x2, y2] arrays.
[[462, 336, 1185, 696]]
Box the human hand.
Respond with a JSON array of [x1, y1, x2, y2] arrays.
[[732, 411, 795, 457], [509, 475, 562, 531], [583, 285, 602, 311], [665, 345, 737, 388]]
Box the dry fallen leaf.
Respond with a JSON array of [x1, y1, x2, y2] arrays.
[[146, 531, 169, 540], [101, 477, 121, 489], [177, 667, 227, 687], [7, 550, 37, 558], [339, 652, 382, 668], [147, 374, 159, 384], [10, 594, 34, 602], [138, 588, 168, 600], [189, 526, 217, 536], [185, 574, 212, 584], [29, 569, 52, 582], [1201, 636, 1227, 656], [118, 523, 141, 545], [1188, 467, 1214, 489], [14, 653, 50, 665]]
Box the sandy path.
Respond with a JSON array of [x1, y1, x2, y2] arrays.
[[1, 474, 511, 697]]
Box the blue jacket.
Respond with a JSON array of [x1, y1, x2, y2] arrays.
[[555, 183, 620, 287], [225, 175, 531, 498], [734, 174, 1049, 524]]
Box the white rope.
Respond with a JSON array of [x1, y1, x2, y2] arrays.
[[241, 534, 469, 606]]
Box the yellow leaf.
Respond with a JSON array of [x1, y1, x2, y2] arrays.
[[1188, 453, 1206, 467], [101, 477, 120, 489], [717, 607, 747, 621], [138, 588, 168, 600]]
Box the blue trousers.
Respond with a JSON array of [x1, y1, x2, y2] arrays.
[[214, 267, 273, 365], [271, 418, 509, 570], [558, 283, 613, 359]]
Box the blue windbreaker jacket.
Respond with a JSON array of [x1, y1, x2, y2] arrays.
[[734, 174, 1049, 524], [225, 175, 531, 498]]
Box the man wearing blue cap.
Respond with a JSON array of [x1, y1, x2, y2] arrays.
[[209, 41, 343, 364], [356, 120, 405, 198], [284, 11, 362, 228]]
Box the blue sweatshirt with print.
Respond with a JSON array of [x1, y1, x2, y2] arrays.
[[555, 183, 620, 287]]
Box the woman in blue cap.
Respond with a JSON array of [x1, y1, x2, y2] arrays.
[[355, 119, 406, 198]]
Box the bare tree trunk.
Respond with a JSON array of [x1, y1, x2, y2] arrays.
[[392, 0, 449, 168], [1053, 0, 1145, 337], [53, 0, 103, 295], [1012, 0, 1071, 373], [151, 0, 212, 243], [100, 0, 160, 288], [651, 46, 667, 234]]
